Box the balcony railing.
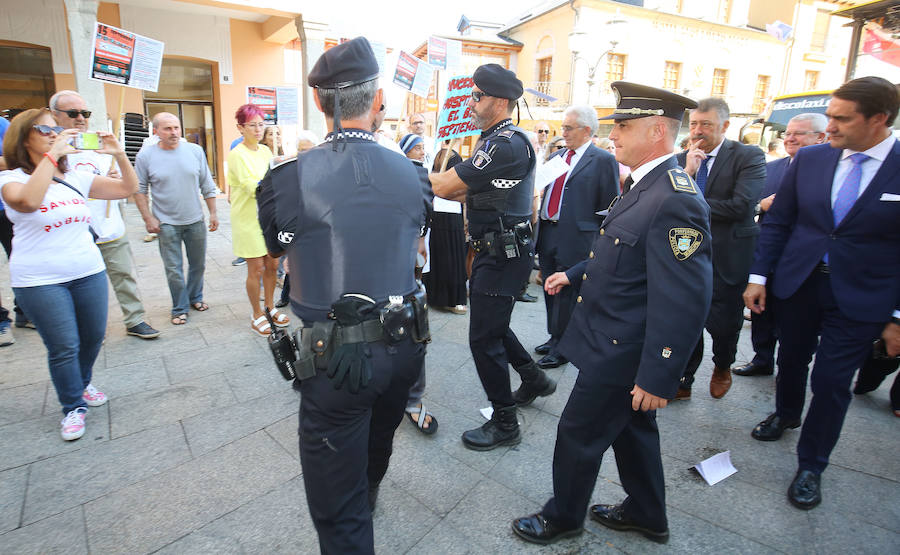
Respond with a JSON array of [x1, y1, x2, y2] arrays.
[[531, 81, 571, 107]]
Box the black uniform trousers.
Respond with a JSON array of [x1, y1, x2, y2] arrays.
[[537, 223, 579, 354], [749, 280, 778, 368], [681, 273, 746, 387], [298, 338, 424, 555], [542, 365, 667, 532], [774, 269, 884, 474], [469, 291, 533, 408]]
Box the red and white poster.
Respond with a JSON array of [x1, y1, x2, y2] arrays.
[[89, 23, 164, 92]]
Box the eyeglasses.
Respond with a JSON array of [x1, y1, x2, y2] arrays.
[[552, 144, 565, 151], [536, 129, 549, 134], [240, 122, 266, 129], [783, 131, 818, 138], [561, 125, 582, 133], [33, 124, 64, 136], [471, 90, 493, 103], [55, 109, 91, 119]]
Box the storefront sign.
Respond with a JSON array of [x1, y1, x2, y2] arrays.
[[89, 22, 164, 92], [393, 51, 435, 98], [434, 75, 480, 145]]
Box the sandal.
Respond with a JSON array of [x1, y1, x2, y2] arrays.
[[251, 315, 272, 337], [171, 314, 187, 325], [268, 308, 290, 328], [405, 404, 438, 435], [191, 302, 209, 312]]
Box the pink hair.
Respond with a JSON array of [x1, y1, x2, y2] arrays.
[[235, 104, 265, 124]]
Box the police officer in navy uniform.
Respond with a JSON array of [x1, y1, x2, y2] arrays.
[[430, 64, 556, 450], [511, 82, 713, 545], [257, 37, 431, 554]]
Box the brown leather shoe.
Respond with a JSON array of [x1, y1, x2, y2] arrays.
[[709, 366, 732, 399], [672, 388, 691, 401]]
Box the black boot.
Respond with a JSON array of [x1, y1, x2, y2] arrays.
[[512, 361, 557, 406], [461, 405, 520, 451]]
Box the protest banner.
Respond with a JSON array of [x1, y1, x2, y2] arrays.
[[427, 37, 463, 73], [90, 23, 164, 92], [434, 75, 480, 149], [393, 51, 435, 98]]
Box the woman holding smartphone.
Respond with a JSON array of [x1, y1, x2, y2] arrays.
[[0, 108, 138, 441]]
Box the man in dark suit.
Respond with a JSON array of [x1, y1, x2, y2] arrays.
[[511, 82, 712, 545], [532, 104, 619, 373], [733, 113, 827, 377], [744, 76, 900, 510], [675, 98, 766, 399]]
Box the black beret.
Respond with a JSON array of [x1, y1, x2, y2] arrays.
[[309, 36, 379, 89], [473, 63, 523, 100], [599, 81, 698, 121]]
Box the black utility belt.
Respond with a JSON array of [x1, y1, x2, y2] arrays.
[[470, 221, 532, 259], [266, 293, 430, 383]]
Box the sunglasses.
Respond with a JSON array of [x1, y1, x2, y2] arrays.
[[56, 109, 91, 119], [471, 90, 493, 102], [537, 129, 550, 134], [33, 124, 64, 136]]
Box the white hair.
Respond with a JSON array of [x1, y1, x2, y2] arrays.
[[564, 105, 598, 136], [49, 90, 83, 110], [788, 113, 827, 133]]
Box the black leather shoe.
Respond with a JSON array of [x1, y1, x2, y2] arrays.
[[512, 362, 556, 406], [751, 413, 801, 441], [534, 341, 552, 355], [589, 503, 669, 544], [732, 361, 774, 376], [517, 291, 538, 302], [537, 353, 568, 369], [511, 513, 583, 545], [788, 470, 821, 510], [461, 405, 520, 451]]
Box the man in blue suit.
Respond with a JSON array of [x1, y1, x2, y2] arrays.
[[511, 82, 712, 545], [733, 113, 827, 377], [531, 105, 619, 374], [744, 76, 900, 510]]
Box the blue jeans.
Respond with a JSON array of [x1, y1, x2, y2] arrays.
[[14, 271, 108, 414], [158, 221, 207, 315]]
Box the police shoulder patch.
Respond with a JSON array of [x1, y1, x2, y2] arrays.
[[497, 129, 515, 140], [668, 168, 696, 194], [668, 227, 703, 260], [472, 149, 493, 170]]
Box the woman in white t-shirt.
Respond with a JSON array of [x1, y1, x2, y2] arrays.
[[0, 108, 138, 441]]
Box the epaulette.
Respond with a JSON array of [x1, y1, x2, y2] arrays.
[[668, 168, 697, 194], [270, 156, 297, 171], [496, 129, 515, 140]]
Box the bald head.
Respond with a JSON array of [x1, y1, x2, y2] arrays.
[[153, 112, 182, 150]]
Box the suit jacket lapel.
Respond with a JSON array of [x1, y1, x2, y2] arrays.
[[704, 139, 732, 197], [567, 145, 595, 182], [837, 140, 900, 229]]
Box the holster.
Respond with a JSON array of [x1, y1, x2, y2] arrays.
[[410, 286, 430, 343]]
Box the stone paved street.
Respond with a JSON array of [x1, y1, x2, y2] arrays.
[[1, 199, 897, 554]]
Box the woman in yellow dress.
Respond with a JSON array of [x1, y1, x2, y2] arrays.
[[227, 104, 288, 336]]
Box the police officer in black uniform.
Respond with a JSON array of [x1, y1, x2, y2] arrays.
[[510, 83, 713, 545], [430, 64, 555, 451], [257, 37, 431, 554]]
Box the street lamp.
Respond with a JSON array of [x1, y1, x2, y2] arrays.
[[569, 17, 628, 105]]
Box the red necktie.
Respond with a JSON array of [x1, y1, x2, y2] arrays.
[[547, 149, 575, 218]]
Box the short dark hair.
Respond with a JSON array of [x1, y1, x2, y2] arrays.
[[832, 76, 899, 126], [694, 97, 730, 123], [3, 108, 69, 174]]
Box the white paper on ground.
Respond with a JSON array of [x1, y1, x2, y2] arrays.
[[535, 155, 569, 190], [480, 406, 493, 420], [693, 450, 737, 485]]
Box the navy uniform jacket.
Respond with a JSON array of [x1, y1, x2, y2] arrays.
[[537, 144, 620, 267], [559, 156, 713, 399], [455, 119, 535, 296], [751, 140, 900, 323], [677, 139, 766, 286]]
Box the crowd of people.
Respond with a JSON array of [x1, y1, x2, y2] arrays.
[[0, 34, 898, 554]]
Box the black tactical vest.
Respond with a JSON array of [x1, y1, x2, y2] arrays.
[[287, 135, 428, 319]]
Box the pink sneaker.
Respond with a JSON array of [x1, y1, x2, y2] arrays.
[[83, 384, 107, 407], [60, 407, 88, 441]]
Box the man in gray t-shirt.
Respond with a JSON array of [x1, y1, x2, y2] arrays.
[[135, 112, 219, 324]]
